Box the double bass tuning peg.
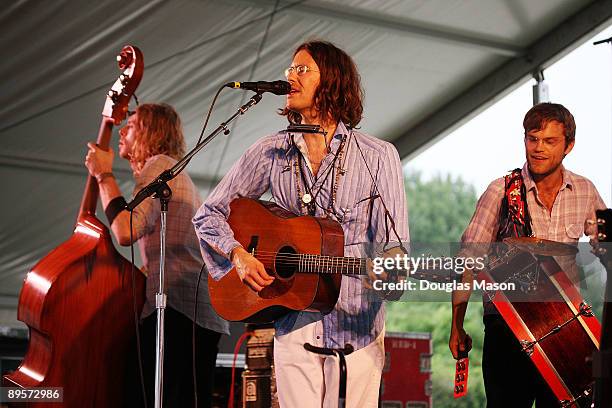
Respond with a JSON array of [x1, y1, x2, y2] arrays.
[[116, 50, 133, 70], [107, 90, 119, 103]]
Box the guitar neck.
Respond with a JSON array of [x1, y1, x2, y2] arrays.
[[271, 252, 453, 283]]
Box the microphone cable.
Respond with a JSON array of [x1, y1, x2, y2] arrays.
[[172, 84, 226, 176], [207, 0, 281, 192]]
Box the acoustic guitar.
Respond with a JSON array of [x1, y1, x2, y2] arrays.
[[208, 198, 453, 323]]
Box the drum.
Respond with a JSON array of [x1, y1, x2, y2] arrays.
[[482, 246, 601, 408]]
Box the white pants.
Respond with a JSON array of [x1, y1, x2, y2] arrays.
[[273, 320, 385, 408]]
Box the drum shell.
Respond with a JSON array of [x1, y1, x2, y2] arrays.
[[486, 251, 600, 407]]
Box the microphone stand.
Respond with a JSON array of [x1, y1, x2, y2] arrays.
[[125, 92, 263, 408]]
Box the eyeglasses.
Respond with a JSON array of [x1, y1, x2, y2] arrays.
[[284, 65, 319, 78], [525, 135, 565, 148]]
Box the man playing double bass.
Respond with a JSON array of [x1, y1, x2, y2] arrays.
[[193, 41, 409, 407], [85, 103, 228, 407], [449, 103, 607, 407]]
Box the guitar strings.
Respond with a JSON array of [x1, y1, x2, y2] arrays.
[[248, 250, 414, 266], [250, 252, 364, 263], [234, 251, 448, 277], [252, 256, 364, 266], [244, 251, 446, 275], [248, 251, 365, 273]]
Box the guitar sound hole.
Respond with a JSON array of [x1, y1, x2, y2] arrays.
[[275, 246, 297, 279]]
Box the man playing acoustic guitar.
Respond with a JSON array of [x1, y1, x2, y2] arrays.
[[194, 41, 409, 407]]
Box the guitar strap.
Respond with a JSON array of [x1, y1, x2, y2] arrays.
[[496, 168, 533, 241], [454, 169, 533, 401]]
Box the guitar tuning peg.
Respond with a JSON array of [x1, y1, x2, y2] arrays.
[[119, 74, 129, 85], [597, 217, 606, 225], [598, 233, 607, 240]]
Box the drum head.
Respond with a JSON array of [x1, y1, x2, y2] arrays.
[[503, 237, 578, 256]]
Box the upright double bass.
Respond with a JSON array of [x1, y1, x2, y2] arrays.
[[3, 45, 146, 407]]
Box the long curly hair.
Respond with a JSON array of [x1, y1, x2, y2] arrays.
[[130, 103, 185, 173], [280, 41, 364, 128]]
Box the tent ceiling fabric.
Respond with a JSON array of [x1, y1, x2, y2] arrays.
[[1, 0, 610, 325]]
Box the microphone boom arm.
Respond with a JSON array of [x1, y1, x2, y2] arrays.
[[126, 92, 263, 211]]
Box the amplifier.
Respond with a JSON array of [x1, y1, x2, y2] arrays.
[[246, 327, 275, 370]]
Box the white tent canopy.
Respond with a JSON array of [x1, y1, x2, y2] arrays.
[[1, 0, 611, 328]]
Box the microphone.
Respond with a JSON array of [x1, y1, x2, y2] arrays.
[[225, 80, 291, 95]]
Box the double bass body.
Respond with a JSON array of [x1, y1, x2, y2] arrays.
[[5, 213, 145, 407]]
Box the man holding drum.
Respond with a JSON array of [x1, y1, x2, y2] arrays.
[[449, 103, 606, 407]]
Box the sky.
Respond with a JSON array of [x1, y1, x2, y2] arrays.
[[405, 25, 612, 207]]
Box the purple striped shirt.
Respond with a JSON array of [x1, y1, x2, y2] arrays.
[[193, 121, 409, 349]]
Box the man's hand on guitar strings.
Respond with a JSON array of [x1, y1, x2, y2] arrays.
[[231, 246, 274, 292], [364, 246, 407, 290], [364, 258, 387, 289]]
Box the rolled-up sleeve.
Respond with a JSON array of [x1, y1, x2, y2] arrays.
[[193, 139, 272, 279], [461, 179, 504, 244], [458, 178, 504, 261]]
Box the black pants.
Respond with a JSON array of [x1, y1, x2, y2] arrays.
[[141, 307, 222, 408], [483, 315, 559, 408]]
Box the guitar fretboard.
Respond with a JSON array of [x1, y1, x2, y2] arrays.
[[297, 254, 366, 275], [255, 251, 454, 282]]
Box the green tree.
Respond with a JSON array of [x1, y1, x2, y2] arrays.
[[386, 172, 486, 407], [405, 172, 477, 243]]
